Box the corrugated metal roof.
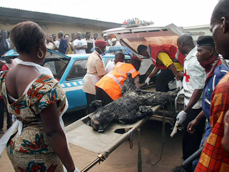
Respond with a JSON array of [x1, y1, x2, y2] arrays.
[[0, 6, 122, 28]]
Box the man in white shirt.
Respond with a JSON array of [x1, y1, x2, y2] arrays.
[[173, 33, 206, 172], [45, 35, 57, 50], [83, 40, 107, 113], [73, 32, 87, 54], [111, 38, 121, 47], [52, 34, 59, 49], [105, 52, 125, 73], [103, 34, 111, 46]]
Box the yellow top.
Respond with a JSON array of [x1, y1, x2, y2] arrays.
[[158, 52, 183, 71], [67, 42, 73, 54]]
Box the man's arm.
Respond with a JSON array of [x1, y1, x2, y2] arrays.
[[75, 44, 87, 49], [74, 40, 88, 50], [74, 44, 78, 49], [184, 89, 203, 113], [65, 47, 69, 54], [50, 40, 57, 50], [187, 110, 205, 134], [81, 45, 87, 49], [176, 89, 203, 125], [81, 40, 88, 49], [168, 63, 179, 80], [63, 40, 69, 54], [145, 67, 160, 85], [148, 67, 160, 78], [157, 52, 181, 81], [134, 75, 146, 88]]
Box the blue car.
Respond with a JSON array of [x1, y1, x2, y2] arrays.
[[2, 49, 130, 113]]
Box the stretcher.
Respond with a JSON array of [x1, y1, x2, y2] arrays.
[[65, 105, 161, 172]]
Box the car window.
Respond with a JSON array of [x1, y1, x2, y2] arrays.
[[42, 52, 70, 80], [43, 58, 69, 80], [124, 59, 130, 63], [67, 60, 87, 80], [104, 58, 113, 67], [138, 58, 153, 75]]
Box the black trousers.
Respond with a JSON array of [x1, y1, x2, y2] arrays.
[[156, 69, 175, 92], [85, 93, 95, 114], [95, 87, 113, 106], [182, 108, 205, 171], [0, 99, 11, 130]]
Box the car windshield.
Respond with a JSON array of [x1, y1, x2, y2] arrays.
[[67, 59, 87, 80], [42, 52, 70, 80]]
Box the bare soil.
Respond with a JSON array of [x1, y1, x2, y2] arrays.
[[0, 115, 183, 172]]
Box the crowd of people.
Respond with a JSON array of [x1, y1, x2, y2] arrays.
[[0, 30, 16, 134], [0, 0, 229, 172], [0, 29, 121, 57], [44, 31, 121, 55]]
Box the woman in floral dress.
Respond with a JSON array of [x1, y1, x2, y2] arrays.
[[0, 21, 79, 172]]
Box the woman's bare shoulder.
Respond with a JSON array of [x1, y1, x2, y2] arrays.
[[6, 66, 41, 98]]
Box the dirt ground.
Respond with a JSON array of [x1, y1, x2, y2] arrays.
[[0, 113, 183, 172]]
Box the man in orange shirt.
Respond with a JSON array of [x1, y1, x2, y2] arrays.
[[95, 56, 145, 106]]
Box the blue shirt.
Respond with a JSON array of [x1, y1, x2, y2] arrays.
[[58, 38, 68, 54], [200, 63, 229, 145]]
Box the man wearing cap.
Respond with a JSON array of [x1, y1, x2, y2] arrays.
[[83, 40, 107, 113], [95, 56, 145, 106], [186, 36, 229, 171], [195, 1, 229, 171]]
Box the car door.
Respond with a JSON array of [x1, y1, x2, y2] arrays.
[[60, 57, 88, 112]]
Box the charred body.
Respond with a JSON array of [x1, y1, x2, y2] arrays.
[[90, 73, 174, 132]]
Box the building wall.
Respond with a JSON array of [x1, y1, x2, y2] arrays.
[[0, 7, 121, 40], [0, 18, 112, 40], [184, 25, 211, 43], [0, 7, 212, 43]]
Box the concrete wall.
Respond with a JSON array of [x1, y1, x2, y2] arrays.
[[184, 25, 211, 43], [0, 7, 122, 40], [0, 7, 212, 43], [0, 19, 114, 40]]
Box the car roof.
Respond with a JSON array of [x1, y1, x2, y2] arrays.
[[67, 53, 130, 59], [103, 23, 184, 55], [2, 49, 70, 59], [2, 49, 18, 57], [67, 54, 90, 60], [2, 49, 130, 61]]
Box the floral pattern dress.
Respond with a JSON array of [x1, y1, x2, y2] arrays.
[[0, 72, 67, 172]]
